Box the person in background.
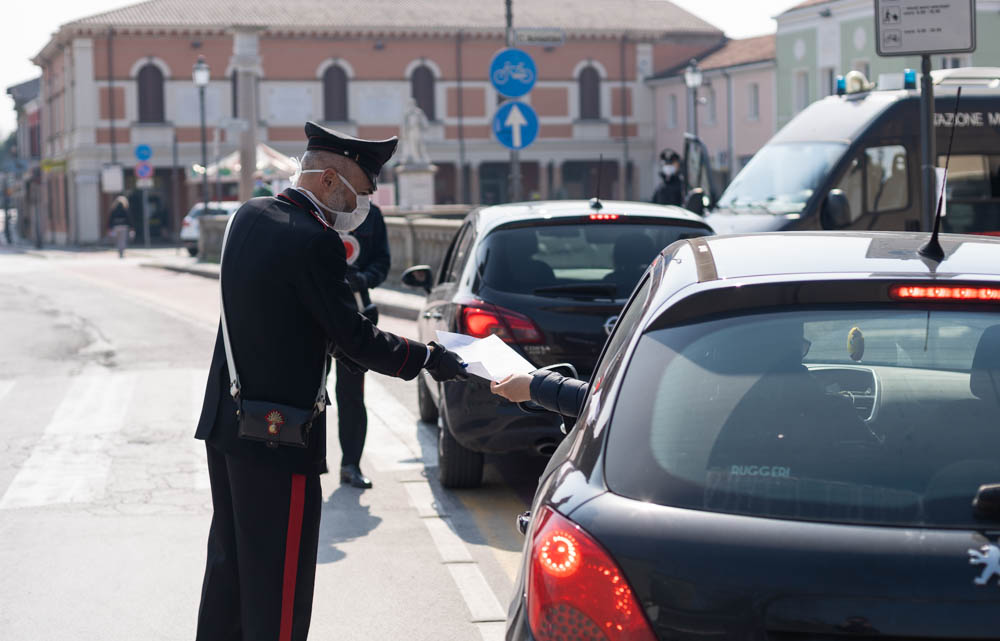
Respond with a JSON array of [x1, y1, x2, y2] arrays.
[[652, 151, 683, 206], [337, 202, 390, 489], [108, 195, 132, 258], [253, 173, 274, 197]]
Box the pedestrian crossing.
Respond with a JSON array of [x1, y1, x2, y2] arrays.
[[0, 365, 429, 512]]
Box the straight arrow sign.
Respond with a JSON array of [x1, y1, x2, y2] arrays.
[[504, 103, 528, 148]]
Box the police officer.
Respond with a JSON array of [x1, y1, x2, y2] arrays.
[[194, 122, 466, 641], [652, 151, 683, 206], [337, 202, 389, 488]]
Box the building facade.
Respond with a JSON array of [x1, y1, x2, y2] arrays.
[[31, 0, 725, 245], [775, 0, 1000, 128], [5, 78, 42, 244], [649, 35, 776, 192]]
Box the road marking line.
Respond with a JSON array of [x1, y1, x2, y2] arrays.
[[476, 622, 507, 641], [0, 367, 136, 509], [0, 379, 15, 405], [402, 479, 446, 518], [447, 564, 508, 622], [423, 517, 474, 563]]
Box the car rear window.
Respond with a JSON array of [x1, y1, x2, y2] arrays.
[[604, 307, 1000, 528], [476, 221, 709, 299]]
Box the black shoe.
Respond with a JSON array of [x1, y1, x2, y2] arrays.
[[340, 464, 372, 489]]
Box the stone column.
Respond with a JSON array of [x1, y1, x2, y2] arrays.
[[469, 163, 480, 205], [231, 29, 263, 203], [71, 38, 102, 243], [551, 162, 563, 199]]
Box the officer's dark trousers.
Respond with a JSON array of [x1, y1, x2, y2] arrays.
[[335, 360, 367, 468], [196, 443, 322, 641]]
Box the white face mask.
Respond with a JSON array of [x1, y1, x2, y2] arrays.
[[661, 164, 678, 178], [296, 170, 371, 232]]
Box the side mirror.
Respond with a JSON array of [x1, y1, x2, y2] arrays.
[[821, 189, 853, 229], [402, 265, 433, 294], [684, 188, 706, 216]]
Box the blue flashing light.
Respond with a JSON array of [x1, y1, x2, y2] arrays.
[[836, 75, 846, 96], [903, 68, 917, 90]]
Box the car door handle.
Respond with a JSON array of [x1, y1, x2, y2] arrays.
[[423, 311, 443, 320]]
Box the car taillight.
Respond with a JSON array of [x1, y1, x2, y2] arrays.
[[460, 304, 543, 344], [890, 284, 1000, 301], [589, 213, 620, 221], [527, 506, 656, 641], [182, 219, 190, 227]]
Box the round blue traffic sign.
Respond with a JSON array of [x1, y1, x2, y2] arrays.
[[493, 101, 539, 150], [490, 48, 536, 98], [134, 144, 152, 161], [135, 161, 153, 179]]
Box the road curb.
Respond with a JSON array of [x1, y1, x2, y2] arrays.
[[140, 261, 422, 321]]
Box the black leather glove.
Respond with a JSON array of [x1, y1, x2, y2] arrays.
[[347, 271, 368, 293], [424, 342, 468, 382]]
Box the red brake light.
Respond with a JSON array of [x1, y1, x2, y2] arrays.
[[890, 285, 1000, 301], [527, 507, 656, 641], [589, 213, 620, 221], [460, 304, 543, 344]]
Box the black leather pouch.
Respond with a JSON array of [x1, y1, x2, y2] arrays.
[[237, 399, 313, 449]]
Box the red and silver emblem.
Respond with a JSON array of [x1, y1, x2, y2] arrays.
[[265, 410, 285, 435], [341, 233, 361, 266]]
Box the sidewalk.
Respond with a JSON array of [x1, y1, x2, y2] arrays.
[[140, 254, 425, 321]]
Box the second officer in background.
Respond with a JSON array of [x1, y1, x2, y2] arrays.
[[337, 202, 390, 488]]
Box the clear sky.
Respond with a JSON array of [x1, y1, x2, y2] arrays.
[[1, 0, 803, 138]]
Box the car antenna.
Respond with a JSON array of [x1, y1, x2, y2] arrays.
[[590, 154, 604, 212], [918, 86, 962, 263]]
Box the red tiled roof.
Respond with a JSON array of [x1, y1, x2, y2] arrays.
[[696, 34, 775, 70], [65, 0, 724, 36]]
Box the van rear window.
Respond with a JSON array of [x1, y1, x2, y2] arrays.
[[605, 307, 1000, 528]]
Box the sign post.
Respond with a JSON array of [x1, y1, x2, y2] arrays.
[[875, 0, 976, 231], [490, 47, 537, 202], [135, 149, 154, 248]]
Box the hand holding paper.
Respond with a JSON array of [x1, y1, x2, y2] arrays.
[[436, 331, 536, 382]]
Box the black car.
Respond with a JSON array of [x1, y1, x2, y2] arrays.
[[507, 231, 1000, 641], [402, 199, 712, 488]]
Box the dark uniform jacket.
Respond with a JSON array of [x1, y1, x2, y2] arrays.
[[652, 174, 683, 207], [195, 189, 428, 474]]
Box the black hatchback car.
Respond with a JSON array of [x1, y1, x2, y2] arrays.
[[402, 200, 712, 488], [507, 231, 1000, 641]]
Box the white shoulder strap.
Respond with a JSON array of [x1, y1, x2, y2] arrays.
[[218, 209, 329, 412]]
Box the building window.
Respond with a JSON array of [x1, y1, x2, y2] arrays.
[[820, 67, 835, 97], [231, 71, 238, 118], [795, 70, 810, 113], [748, 83, 760, 121], [705, 84, 717, 126], [668, 94, 678, 129], [411, 65, 436, 121], [136, 63, 165, 123], [938, 55, 968, 69], [323, 65, 349, 122], [578, 65, 601, 120]]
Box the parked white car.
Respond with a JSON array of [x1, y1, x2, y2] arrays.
[[180, 201, 241, 256]]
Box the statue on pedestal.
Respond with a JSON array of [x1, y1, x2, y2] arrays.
[[398, 99, 431, 166]]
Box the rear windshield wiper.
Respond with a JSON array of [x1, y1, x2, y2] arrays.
[[973, 483, 1000, 519], [533, 284, 618, 299]]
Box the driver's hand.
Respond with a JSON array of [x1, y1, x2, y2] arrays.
[[490, 374, 533, 403]]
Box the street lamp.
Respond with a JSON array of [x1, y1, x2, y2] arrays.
[[192, 56, 211, 224], [684, 59, 703, 137]]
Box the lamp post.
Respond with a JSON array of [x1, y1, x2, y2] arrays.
[[684, 59, 703, 138], [192, 56, 211, 221]]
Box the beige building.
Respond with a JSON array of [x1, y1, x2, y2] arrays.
[[649, 35, 777, 192], [31, 0, 726, 245]]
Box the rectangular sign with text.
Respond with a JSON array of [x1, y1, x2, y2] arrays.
[[875, 0, 976, 57]]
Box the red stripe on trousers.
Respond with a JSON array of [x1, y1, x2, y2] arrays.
[[279, 474, 306, 641]]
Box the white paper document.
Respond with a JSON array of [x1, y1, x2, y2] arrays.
[[436, 331, 536, 381]]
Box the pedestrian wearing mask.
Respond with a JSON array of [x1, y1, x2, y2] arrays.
[[194, 121, 467, 641], [652, 151, 683, 206], [107, 195, 132, 258], [336, 202, 390, 488]]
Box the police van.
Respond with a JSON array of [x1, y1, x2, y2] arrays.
[[685, 67, 1000, 235]]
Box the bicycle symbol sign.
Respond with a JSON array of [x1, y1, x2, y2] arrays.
[[490, 48, 536, 98]]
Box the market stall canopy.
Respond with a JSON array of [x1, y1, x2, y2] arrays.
[[189, 144, 297, 182]]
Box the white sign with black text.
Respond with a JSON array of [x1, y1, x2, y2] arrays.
[[875, 0, 976, 57]]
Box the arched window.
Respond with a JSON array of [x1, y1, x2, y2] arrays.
[[578, 65, 601, 120], [411, 65, 436, 121], [323, 65, 349, 122], [137, 63, 165, 123]]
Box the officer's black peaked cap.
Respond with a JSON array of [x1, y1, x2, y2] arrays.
[[304, 121, 397, 189]]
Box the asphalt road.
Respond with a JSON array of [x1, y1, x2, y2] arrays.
[[0, 246, 548, 640]]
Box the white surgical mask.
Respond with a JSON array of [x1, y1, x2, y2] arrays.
[[661, 164, 677, 178], [296, 170, 371, 232]]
